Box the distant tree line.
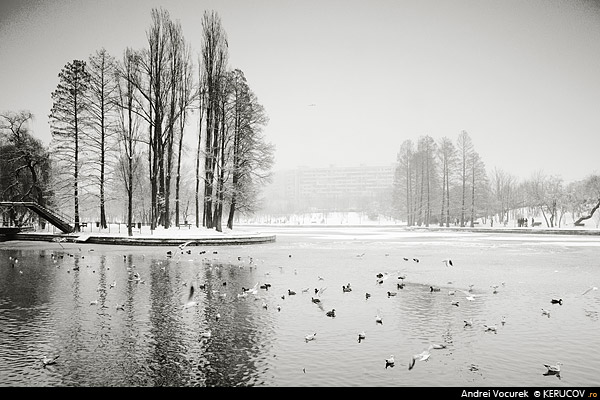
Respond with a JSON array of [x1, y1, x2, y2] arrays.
[[1, 8, 274, 235], [392, 131, 600, 228]]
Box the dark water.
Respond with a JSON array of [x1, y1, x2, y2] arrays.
[[0, 227, 599, 387]]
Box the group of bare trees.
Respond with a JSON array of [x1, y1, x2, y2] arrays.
[[394, 130, 488, 227], [393, 131, 600, 228], [45, 8, 273, 234]]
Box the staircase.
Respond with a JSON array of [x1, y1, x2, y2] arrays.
[[0, 201, 74, 233]]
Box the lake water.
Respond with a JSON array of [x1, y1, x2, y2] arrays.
[[1, 226, 599, 387]]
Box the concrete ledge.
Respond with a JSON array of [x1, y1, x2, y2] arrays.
[[0, 232, 276, 246]]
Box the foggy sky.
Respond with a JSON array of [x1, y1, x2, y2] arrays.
[[1, 0, 599, 182]]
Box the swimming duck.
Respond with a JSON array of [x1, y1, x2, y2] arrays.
[[357, 331, 366, 343], [385, 355, 395, 369], [42, 354, 59, 367], [305, 333, 317, 342], [326, 309, 336, 317]]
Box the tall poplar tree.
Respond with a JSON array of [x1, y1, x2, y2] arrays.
[[88, 48, 118, 228]]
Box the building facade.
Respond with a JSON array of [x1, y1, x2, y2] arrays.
[[260, 164, 396, 215]]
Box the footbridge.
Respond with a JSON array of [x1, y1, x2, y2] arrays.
[[0, 201, 74, 233]]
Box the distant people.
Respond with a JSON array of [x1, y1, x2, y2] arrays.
[[532, 218, 535, 226], [524, 218, 528, 227]]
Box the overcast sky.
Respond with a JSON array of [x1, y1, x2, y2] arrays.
[[1, 0, 599, 182]]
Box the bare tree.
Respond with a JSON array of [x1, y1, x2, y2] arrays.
[[200, 10, 229, 229], [572, 174, 600, 226], [87, 48, 118, 228], [115, 48, 143, 236], [393, 140, 415, 225], [437, 136, 456, 227], [225, 69, 273, 229], [456, 130, 474, 227], [49, 60, 91, 232]]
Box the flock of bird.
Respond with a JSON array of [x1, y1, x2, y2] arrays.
[[4, 240, 598, 382]]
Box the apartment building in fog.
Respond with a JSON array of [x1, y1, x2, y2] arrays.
[[260, 164, 396, 215]]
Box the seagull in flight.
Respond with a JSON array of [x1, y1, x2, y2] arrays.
[[178, 241, 195, 251], [408, 345, 438, 371], [582, 286, 598, 296]]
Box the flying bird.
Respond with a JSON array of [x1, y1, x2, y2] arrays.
[[408, 346, 437, 371], [442, 259, 453, 267], [178, 241, 195, 251], [484, 324, 498, 333], [582, 286, 598, 296]]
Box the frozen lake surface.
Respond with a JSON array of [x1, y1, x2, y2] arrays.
[[1, 226, 598, 387]]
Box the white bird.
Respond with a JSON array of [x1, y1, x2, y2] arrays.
[[375, 314, 383, 324], [464, 318, 474, 327], [408, 347, 434, 371], [305, 333, 317, 342], [582, 286, 598, 296], [42, 354, 59, 367], [442, 259, 453, 267], [541, 308, 551, 318], [116, 303, 125, 311], [459, 290, 476, 301], [110, 281, 116, 289], [244, 282, 259, 295], [199, 330, 212, 340], [484, 324, 497, 333], [544, 362, 562, 373], [178, 241, 195, 251], [385, 355, 395, 369], [90, 299, 98, 306]]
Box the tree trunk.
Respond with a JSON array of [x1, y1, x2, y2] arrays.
[[573, 198, 600, 225]]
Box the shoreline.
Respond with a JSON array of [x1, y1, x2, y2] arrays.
[[2, 222, 600, 246]]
